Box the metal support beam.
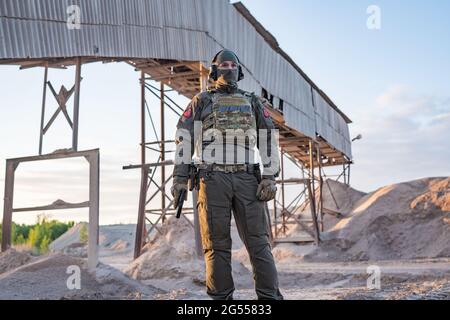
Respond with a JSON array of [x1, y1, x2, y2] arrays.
[[39, 66, 48, 155], [317, 144, 324, 232], [134, 71, 147, 259], [72, 57, 82, 151], [280, 151, 286, 234], [160, 82, 166, 224], [135, 165, 150, 259]]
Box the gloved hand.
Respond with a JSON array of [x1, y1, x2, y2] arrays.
[[256, 178, 277, 201], [171, 176, 188, 209]]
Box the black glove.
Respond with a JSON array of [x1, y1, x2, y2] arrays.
[[171, 176, 188, 209]]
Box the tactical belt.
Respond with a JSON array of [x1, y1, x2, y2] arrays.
[[196, 163, 259, 174]]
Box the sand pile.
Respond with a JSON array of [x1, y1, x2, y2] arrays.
[[306, 177, 450, 262], [49, 223, 134, 258], [0, 252, 162, 299], [0, 249, 32, 274], [125, 216, 252, 291], [321, 179, 367, 215], [267, 179, 367, 250], [49, 222, 88, 257]]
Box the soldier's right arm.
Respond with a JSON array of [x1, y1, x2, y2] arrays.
[[173, 93, 205, 179]]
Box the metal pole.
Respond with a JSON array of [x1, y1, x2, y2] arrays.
[[39, 66, 48, 155], [281, 151, 286, 234], [134, 71, 147, 259], [342, 164, 346, 185], [135, 166, 149, 259], [309, 140, 318, 241], [160, 82, 166, 223], [306, 178, 320, 245], [309, 140, 316, 199], [141, 72, 146, 167], [347, 163, 351, 185], [72, 57, 82, 151], [316, 144, 324, 232]]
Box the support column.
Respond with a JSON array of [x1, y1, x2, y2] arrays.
[[160, 82, 166, 223], [309, 141, 316, 201], [134, 71, 147, 259], [1, 160, 17, 252], [39, 66, 48, 155], [316, 144, 324, 232], [343, 163, 347, 185], [135, 165, 149, 259], [280, 151, 286, 234], [347, 163, 351, 185], [72, 57, 82, 151], [309, 140, 320, 244], [87, 151, 100, 272]]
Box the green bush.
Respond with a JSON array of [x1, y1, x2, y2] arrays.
[[79, 223, 88, 244], [0, 214, 75, 254]]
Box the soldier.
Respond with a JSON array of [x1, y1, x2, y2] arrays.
[[171, 49, 283, 300]]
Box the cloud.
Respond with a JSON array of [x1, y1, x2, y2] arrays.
[[350, 85, 450, 191]]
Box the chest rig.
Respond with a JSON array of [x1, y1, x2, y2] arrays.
[[197, 90, 258, 165], [202, 91, 257, 138]]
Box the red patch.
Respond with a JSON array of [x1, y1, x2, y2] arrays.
[[183, 107, 192, 118], [263, 107, 270, 118]]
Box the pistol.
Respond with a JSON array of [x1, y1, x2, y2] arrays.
[[176, 188, 187, 219]]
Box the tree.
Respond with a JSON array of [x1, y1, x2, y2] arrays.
[[79, 223, 88, 244]]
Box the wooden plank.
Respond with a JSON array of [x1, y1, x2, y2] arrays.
[[149, 71, 201, 82]]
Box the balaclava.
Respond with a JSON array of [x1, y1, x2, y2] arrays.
[[214, 50, 240, 92]]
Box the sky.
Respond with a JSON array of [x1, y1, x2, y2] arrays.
[[0, 0, 449, 225]]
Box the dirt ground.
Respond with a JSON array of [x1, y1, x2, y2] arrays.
[[151, 255, 450, 300], [1, 231, 449, 300], [1, 177, 449, 300]]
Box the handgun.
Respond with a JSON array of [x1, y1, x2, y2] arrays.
[[176, 188, 187, 219]]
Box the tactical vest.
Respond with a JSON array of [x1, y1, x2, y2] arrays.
[[200, 91, 258, 164]]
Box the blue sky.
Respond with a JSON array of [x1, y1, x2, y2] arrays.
[[0, 0, 449, 225]]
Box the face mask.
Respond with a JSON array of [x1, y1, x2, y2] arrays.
[[216, 68, 239, 85]]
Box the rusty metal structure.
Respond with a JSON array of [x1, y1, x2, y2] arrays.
[[0, 0, 353, 260]]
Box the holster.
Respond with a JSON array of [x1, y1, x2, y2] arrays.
[[253, 164, 262, 184], [188, 165, 199, 191]]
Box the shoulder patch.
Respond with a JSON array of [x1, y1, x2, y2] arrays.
[[182, 106, 192, 118]]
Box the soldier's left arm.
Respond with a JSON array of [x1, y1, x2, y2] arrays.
[[252, 94, 281, 179]]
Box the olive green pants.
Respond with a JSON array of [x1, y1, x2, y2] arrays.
[[197, 170, 283, 300]]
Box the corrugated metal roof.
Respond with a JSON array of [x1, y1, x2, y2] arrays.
[[0, 0, 352, 160]]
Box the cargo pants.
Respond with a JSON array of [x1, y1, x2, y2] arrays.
[[197, 169, 284, 300]]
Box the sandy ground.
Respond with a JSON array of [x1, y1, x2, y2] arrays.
[[1, 226, 449, 300], [1, 177, 449, 300]]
